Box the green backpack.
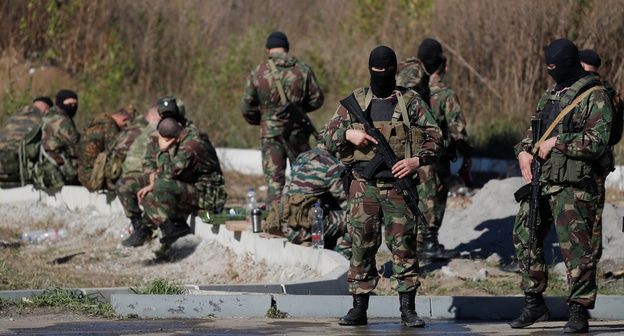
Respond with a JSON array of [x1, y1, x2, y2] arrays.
[[0, 123, 42, 187]]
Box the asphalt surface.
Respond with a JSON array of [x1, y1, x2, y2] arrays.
[[1, 316, 624, 335]]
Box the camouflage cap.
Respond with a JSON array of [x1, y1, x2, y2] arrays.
[[157, 96, 180, 119]]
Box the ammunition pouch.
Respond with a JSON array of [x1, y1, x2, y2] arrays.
[[105, 151, 125, 185], [542, 151, 594, 184], [195, 174, 227, 214], [82, 152, 108, 192], [514, 183, 532, 203], [0, 150, 20, 182], [282, 193, 320, 229]]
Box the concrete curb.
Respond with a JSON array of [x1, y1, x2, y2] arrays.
[[0, 287, 131, 302], [108, 294, 624, 320], [0, 185, 350, 295]]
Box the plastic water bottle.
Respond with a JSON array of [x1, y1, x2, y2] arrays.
[[311, 202, 324, 249], [19, 229, 67, 244], [246, 187, 257, 221]]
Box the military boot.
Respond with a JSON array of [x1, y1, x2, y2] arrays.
[[121, 216, 153, 247], [420, 230, 457, 261], [509, 293, 550, 328], [563, 303, 589, 333], [399, 291, 425, 327], [159, 220, 191, 246], [338, 294, 369, 326]]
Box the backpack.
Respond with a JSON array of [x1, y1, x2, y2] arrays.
[[0, 123, 42, 186], [606, 85, 624, 146]]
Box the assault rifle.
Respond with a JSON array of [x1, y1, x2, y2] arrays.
[[340, 94, 428, 227], [288, 105, 318, 138], [513, 118, 543, 275]]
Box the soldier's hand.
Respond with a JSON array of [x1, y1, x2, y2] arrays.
[[538, 137, 557, 160], [518, 151, 533, 182], [346, 129, 378, 147], [137, 184, 154, 203], [392, 157, 420, 179], [158, 136, 176, 151]]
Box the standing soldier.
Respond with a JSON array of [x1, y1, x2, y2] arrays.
[[579, 49, 624, 266], [510, 39, 612, 333], [397, 38, 472, 261], [323, 46, 441, 327], [35, 89, 80, 192], [0, 96, 52, 186], [241, 31, 324, 212], [77, 108, 130, 191]]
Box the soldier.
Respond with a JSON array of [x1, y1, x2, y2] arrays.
[[271, 145, 348, 251], [77, 108, 130, 190], [35, 89, 80, 191], [397, 38, 472, 260], [119, 97, 226, 258], [241, 31, 324, 212], [510, 39, 612, 333], [0, 96, 53, 186], [112, 105, 159, 181], [579, 49, 623, 265], [323, 46, 441, 327]]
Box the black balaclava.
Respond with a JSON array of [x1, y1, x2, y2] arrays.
[[369, 46, 397, 98], [418, 38, 445, 75], [579, 49, 602, 69], [544, 39, 586, 88], [266, 31, 289, 51], [55, 89, 78, 118]]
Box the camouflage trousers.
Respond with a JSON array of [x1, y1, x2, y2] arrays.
[[416, 158, 451, 238], [593, 174, 606, 261], [116, 173, 198, 227], [283, 209, 347, 250], [261, 132, 310, 205], [347, 178, 420, 294], [512, 184, 600, 308]]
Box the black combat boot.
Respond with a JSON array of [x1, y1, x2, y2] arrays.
[[399, 291, 425, 327], [154, 220, 191, 259], [338, 294, 369, 326], [563, 303, 589, 333], [420, 230, 457, 261], [509, 293, 550, 328], [121, 217, 153, 247]]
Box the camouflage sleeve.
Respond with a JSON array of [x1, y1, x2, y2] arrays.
[[322, 105, 352, 154], [157, 140, 195, 179], [103, 123, 119, 153], [553, 90, 612, 159], [409, 95, 442, 163], [443, 90, 472, 155], [55, 117, 80, 161], [241, 69, 261, 121], [143, 140, 158, 173], [301, 67, 324, 112], [326, 163, 346, 206]]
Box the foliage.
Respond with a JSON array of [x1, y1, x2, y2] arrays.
[[130, 278, 187, 295], [20, 288, 116, 317]]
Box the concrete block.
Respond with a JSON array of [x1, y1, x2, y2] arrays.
[[591, 296, 624, 320], [0, 186, 40, 204], [111, 294, 272, 318], [196, 284, 285, 294], [82, 287, 131, 301], [0, 289, 46, 301], [274, 295, 430, 318]]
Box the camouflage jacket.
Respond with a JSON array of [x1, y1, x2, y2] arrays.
[[514, 74, 613, 190], [156, 123, 222, 184], [241, 52, 324, 137], [285, 147, 347, 209], [396, 57, 427, 89], [78, 113, 121, 175], [323, 88, 442, 173], [41, 106, 80, 167], [0, 105, 44, 152], [429, 76, 472, 158], [121, 117, 156, 175]]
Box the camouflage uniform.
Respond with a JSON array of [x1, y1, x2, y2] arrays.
[[241, 52, 324, 206], [278, 147, 347, 250], [397, 60, 472, 240], [38, 106, 80, 187], [77, 113, 122, 189], [117, 121, 226, 229], [104, 115, 150, 186], [0, 105, 44, 185], [323, 87, 441, 294], [512, 74, 612, 309]]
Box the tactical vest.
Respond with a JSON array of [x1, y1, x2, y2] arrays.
[[537, 75, 602, 184], [340, 88, 423, 169]]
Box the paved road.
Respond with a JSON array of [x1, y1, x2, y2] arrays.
[[1, 315, 624, 335]]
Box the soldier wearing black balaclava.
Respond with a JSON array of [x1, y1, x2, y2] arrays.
[[322, 46, 442, 328], [510, 38, 613, 334]]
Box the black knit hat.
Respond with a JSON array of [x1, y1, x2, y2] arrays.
[[33, 96, 53, 107], [266, 31, 289, 51], [418, 38, 445, 75], [55, 89, 78, 107], [579, 49, 602, 68]]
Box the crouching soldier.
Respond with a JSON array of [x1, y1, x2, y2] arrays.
[[118, 97, 226, 257]]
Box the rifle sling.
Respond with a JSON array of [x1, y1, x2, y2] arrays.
[[267, 59, 288, 105], [532, 86, 603, 155]]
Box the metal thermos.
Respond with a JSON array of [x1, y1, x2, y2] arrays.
[[251, 208, 262, 233]]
